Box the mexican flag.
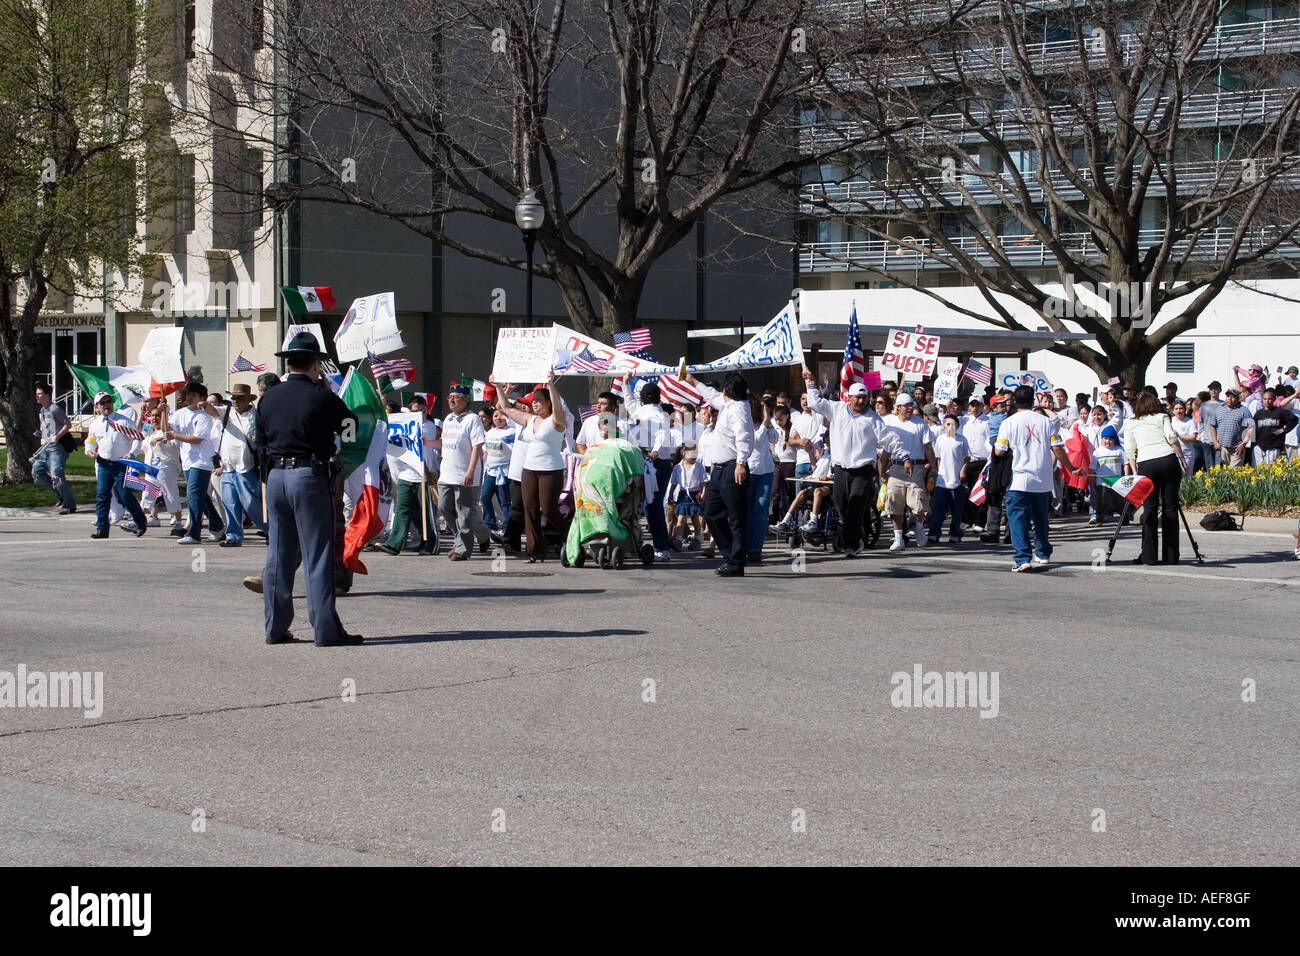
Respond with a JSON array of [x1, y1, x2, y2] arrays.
[[1100, 474, 1155, 507], [68, 364, 183, 406], [281, 285, 336, 317], [339, 368, 389, 574], [1062, 423, 1091, 490], [461, 376, 495, 403], [399, 391, 439, 411]]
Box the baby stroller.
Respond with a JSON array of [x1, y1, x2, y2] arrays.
[[561, 438, 654, 569]]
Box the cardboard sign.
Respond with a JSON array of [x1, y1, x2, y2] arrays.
[[137, 328, 185, 385], [934, 361, 963, 403], [492, 326, 559, 383], [879, 329, 941, 378], [335, 292, 402, 363], [684, 301, 803, 374], [385, 411, 425, 474], [282, 323, 327, 353], [998, 370, 1052, 393]]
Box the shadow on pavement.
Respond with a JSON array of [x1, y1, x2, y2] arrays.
[[345, 588, 606, 599], [367, 627, 648, 645]]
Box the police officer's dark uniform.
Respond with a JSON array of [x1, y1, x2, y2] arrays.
[[255, 332, 362, 646]]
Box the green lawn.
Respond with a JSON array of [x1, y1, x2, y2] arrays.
[[0, 447, 95, 476], [0, 479, 98, 509]]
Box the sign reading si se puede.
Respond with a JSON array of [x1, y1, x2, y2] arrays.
[[880, 329, 941, 378], [998, 370, 1052, 393]]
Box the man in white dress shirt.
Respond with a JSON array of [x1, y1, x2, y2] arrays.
[[693, 372, 754, 576], [87, 392, 149, 538]]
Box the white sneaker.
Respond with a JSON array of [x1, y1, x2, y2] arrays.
[[775, 517, 797, 533], [800, 519, 819, 533], [1294, 548, 1300, 561], [1011, 562, 1032, 573], [889, 538, 906, 552], [146, 516, 160, 527], [970, 524, 984, 533], [1032, 555, 1050, 567], [207, 530, 224, 542], [654, 550, 671, 563]]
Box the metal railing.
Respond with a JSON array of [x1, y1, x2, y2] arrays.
[[799, 159, 1300, 212], [816, 0, 1080, 21], [801, 87, 1296, 152], [848, 17, 1300, 88], [798, 227, 1299, 272]]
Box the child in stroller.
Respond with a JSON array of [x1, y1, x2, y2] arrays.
[[562, 413, 654, 569]]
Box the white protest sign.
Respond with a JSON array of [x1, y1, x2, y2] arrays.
[[385, 411, 425, 474], [335, 292, 402, 363], [879, 329, 942, 378], [282, 323, 327, 353], [998, 370, 1052, 393], [934, 361, 963, 403], [137, 327, 185, 384], [492, 326, 559, 383], [551, 324, 673, 378]]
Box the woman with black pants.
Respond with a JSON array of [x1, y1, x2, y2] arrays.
[[1124, 392, 1185, 565]]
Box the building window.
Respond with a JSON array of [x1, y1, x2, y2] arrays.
[[179, 155, 195, 233], [185, 2, 196, 60], [854, 281, 871, 289], [1166, 342, 1195, 374]]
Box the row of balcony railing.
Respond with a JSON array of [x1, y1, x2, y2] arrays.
[[801, 88, 1297, 152], [798, 227, 1298, 271], [799, 158, 1300, 211]]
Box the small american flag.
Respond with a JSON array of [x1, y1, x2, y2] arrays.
[[109, 420, 145, 441], [371, 356, 416, 379], [578, 403, 598, 421], [968, 462, 989, 505], [962, 359, 993, 386], [229, 354, 268, 373], [657, 375, 701, 407], [124, 470, 146, 491], [841, 303, 864, 394], [569, 347, 611, 373], [614, 328, 651, 353]]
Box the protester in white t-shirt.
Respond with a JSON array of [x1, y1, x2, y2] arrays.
[[927, 416, 971, 543], [378, 409, 440, 555], [881, 394, 936, 552], [481, 408, 516, 532], [436, 385, 490, 559], [993, 386, 1083, 571], [165, 383, 225, 543]]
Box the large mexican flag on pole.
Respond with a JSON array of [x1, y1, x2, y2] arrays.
[[68, 364, 181, 405], [1100, 474, 1155, 507], [280, 285, 336, 317], [339, 368, 389, 574]]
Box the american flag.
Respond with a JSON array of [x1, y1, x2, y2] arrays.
[[658, 375, 701, 407], [613, 328, 652, 353], [123, 470, 146, 491], [841, 303, 864, 394], [962, 359, 993, 386], [968, 461, 990, 506], [109, 420, 145, 441], [578, 403, 598, 421], [371, 356, 416, 379], [569, 347, 611, 373], [229, 354, 268, 373]]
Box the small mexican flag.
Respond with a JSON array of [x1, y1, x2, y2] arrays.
[[461, 376, 495, 403], [281, 285, 336, 317], [1100, 474, 1155, 507]]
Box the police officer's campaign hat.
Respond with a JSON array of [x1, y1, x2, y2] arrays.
[[275, 330, 330, 360]]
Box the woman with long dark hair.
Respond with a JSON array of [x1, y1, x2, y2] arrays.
[[1123, 392, 1185, 565], [494, 373, 569, 562]]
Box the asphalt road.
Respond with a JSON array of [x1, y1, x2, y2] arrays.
[[1, 509, 1296, 865]]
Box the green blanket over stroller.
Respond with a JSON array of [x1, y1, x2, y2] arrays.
[[565, 437, 643, 565]]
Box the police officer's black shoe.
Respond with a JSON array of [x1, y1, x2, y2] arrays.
[[316, 633, 364, 647], [266, 632, 304, 644], [90, 530, 109, 539]]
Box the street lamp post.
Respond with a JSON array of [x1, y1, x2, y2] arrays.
[[514, 188, 545, 327]]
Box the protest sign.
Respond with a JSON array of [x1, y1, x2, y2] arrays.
[[684, 301, 803, 374], [335, 292, 402, 362], [385, 411, 425, 473], [879, 329, 941, 378], [137, 328, 185, 385], [282, 323, 327, 353], [551, 324, 675, 378], [492, 326, 559, 383], [998, 370, 1052, 393], [934, 361, 963, 403]]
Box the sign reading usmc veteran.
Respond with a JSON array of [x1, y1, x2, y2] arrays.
[[879, 329, 941, 378], [492, 325, 558, 383]]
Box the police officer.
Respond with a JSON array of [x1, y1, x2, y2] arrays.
[[255, 331, 362, 646]]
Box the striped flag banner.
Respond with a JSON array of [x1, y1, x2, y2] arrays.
[[1100, 474, 1155, 507], [578, 403, 598, 421], [841, 303, 864, 394], [962, 359, 993, 386], [229, 354, 269, 374], [569, 347, 612, 373], [123, 470, 146, 492], [968, 461, 990, 506], [371, 356, 416, 379], [281, 285, 336, 317]]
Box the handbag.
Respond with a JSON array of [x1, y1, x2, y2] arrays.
[[213, 404, 232, 469]]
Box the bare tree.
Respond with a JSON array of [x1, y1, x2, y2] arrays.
[[0, 0, 170, 481], [198, 0, 884, 338], [790, 0, 1300, 386]]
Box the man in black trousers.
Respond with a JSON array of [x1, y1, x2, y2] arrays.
[[698, 371, 755, 577]]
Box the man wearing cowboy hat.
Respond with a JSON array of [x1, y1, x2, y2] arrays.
[[216, 383, 266, 547], [254, 331, 362, 646]]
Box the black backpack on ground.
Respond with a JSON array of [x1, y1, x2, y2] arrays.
[[1199, 510, 1238, 532]]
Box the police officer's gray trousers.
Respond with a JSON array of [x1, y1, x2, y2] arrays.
[[264, 466, 343, 644]]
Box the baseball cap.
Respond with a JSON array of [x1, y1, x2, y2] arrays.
[[682, 441, 698, 458], [989, 394, 1008, 407], [94, 391, 113, 404], [922, 403, 939, 418], [968, 396, 984, 406], [846, 383, 869, 396], [895, 393, 916, 406]]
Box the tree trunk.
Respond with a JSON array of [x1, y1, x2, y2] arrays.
[[0, 284, 47, 483]]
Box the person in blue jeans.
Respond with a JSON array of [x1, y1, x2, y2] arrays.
[[993, 386, 1087, 572], [33, 383, 78, 513], [481, 407, 515, 532], [164, 383, 225, 544], [215, 385, 267, 547], [85, 392, 148, 538]]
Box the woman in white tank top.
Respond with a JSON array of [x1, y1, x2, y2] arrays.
[[493, 372, 569, 561]]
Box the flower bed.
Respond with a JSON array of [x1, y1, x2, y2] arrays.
[[1179, 458, 1300, 515]]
